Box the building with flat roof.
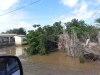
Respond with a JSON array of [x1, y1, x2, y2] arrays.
[[0, 34, 27, 46]]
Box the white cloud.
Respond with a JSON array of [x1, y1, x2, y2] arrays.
[[60, 0, 78, 7], [0, 0, 19, 11], [96, 0, 100, 4], [0, 12, 33, 32], [0, 0, 33, 33], [0, 0, 20, 23], [54, 1, 95, 23], [6, 22, 31, 29], [0, 21, 32, 32]]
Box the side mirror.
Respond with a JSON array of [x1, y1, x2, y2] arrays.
[[0, 56, 23, 75]]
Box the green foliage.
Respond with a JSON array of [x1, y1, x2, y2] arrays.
[[24, 22, 63, 56], [17, 28, 26, 35], [78, 55, 85, 63], [95, 17, 100, 24], [1, 27, 26, 35], [65, 18, 99, 42], [24, 18, 100, 56], [33, 24, 40, 28]]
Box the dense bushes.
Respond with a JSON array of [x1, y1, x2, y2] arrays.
[[24, 22, 63, 56], [24, 18, 100, 56]]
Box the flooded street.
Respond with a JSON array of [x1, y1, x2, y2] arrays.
[[0, 46, 100, 75]]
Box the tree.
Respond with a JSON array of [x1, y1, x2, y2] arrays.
[[33, 24, 40, 28], [24, 22, 63, 56], [65, 18, 98, 42], [6, 29, 19, 34], [24, 19, 99, 56], [43, 21, 63, 42], [24, 25, 46, 55], [95, 17, 100, 24], [43, 22, 63, 51], [17, 28, 26, 35], [1, 27, 26, 35]]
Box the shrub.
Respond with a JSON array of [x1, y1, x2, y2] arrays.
[[78, 55, 85, 63]]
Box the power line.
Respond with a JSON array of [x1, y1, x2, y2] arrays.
[[0, 0, 41, 16], [86, 7, 100, 22]]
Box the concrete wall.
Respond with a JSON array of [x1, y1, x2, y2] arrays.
[[14, 36, 27, 46], [0, 37, 15, 44], [14, 36, 22, 46], [0, 34, 16, 47]]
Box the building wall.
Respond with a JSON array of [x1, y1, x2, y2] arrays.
[[14, 36, 22, 46], [0, 37, 15, 44], [14, 36, 27, 46], [21, 37, 27, 44]]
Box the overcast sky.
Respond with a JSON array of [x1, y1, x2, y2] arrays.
[[0, 0, 100, 32]]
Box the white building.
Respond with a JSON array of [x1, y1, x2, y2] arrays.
[[14, 35, 27, 46]]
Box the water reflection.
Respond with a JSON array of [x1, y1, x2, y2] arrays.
[[15, 46, 25, 56], [0, 46, 27, 56], [0, 52, 6, 55]]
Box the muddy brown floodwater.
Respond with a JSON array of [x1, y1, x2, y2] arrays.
[[0, 46, 100, 75]]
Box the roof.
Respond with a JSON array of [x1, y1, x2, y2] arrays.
[[0, 34, 17, 37], [14, 35, 25, 37], [0, 34, 25, 37]]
